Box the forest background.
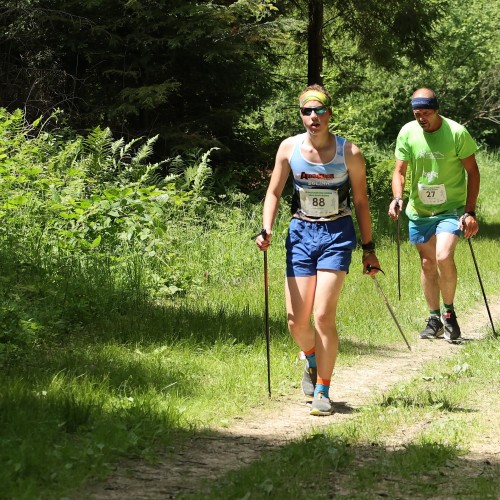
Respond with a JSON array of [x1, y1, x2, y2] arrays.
[[0, 0, 499, 498]]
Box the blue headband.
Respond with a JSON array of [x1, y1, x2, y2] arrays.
[[411, 97, 439, 110]]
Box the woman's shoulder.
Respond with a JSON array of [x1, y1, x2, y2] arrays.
[[278, 133, 303, 153]]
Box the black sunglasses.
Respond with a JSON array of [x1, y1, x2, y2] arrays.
[[300, 106, 328, 116]]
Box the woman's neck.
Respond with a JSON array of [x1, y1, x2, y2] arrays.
[[306, 130, 334, 149]]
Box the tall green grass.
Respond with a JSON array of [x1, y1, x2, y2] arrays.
[[0, 144, 498, 498]]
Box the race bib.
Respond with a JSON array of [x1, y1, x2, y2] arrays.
[[417, 183, 447, 205], [299, 187, 339, 217]]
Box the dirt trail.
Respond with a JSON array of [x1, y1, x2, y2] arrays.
[[84, 298, 499, 499]]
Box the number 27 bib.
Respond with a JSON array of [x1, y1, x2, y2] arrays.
[[417, 183, 447, 205], [299, 187, 339, 217]]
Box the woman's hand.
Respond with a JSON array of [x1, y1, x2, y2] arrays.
[[363, 253, 380, 275], [255, 229, 272, 251]]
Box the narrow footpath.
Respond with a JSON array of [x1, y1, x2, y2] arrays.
[[83, 297, 500, 499]]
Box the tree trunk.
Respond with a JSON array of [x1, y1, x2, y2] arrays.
[[307, 0, 323, 85]]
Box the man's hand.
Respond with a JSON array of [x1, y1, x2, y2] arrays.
[[459, 213, 479, 239], [388, 197, 403, 220]]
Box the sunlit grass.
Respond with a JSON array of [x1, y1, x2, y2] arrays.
[[0, 152, 498, 497], [187, 337, 499, 500]]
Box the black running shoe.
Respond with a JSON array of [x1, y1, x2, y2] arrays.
[[442, 311, 461, 340], [301, 363, 317, 397], [419, 316, 444, 339]]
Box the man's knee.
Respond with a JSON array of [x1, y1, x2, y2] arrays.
[[436, 251, 456, 269], [420, 256, 437, 273]]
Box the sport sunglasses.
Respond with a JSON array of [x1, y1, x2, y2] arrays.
[[300, 106, 328, 116]]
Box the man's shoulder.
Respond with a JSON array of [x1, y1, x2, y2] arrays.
[[398, 120, 421, 135], [440, 116, 467, 133]]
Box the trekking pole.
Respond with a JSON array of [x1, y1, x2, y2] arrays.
[[366, 265, 412, 351], [396, 205, 401, 301], [467, 237, 497, 338], [263, 250, 272, 395], [251, 229, 272, 396]]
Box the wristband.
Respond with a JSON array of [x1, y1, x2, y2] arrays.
[[463, 211, 476, 218], [250, 228, 267, 240], [361, 241, 375, 251]]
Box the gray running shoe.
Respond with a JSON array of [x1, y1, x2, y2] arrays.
[[419, 316, 444, 339], [310, 393, 334, 416], [302, 363, 317, 397], [442, 311, 461, 340]]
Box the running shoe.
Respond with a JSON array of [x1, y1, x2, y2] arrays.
[[310, 393, 334, 416], [420, 316, 444, 339], [442, 311, 461, 340], [419, 316, 444, 339], [302, 363, 317, 397]]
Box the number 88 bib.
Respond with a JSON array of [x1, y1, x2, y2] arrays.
[[299, 187, 339, 217]]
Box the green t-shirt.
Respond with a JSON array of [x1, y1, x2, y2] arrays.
[[395, 116, 477, 220]]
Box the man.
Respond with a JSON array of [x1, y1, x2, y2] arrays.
[[388, 88, 480, 341], [255, 84, 380, 415]]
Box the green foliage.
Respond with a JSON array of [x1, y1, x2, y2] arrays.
[[0, 115, 498, 497], [0, 0, 288, 160], [0, 108, 248, 362]]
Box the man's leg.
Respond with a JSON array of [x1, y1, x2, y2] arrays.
[[416, 235, 440, 312], [436, 232, 461, 339], [435, 232, 459, 305], [416, 236, 444, 338]]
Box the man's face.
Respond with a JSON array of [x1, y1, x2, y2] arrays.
[[413, 108, 441, 132]]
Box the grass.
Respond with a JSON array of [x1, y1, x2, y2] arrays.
[[0, 151, 498, 498], [185, 336, 499, 499]]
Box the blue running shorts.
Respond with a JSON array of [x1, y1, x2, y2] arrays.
[[286, 217, 357, 277], [408, 212, 461, 244]]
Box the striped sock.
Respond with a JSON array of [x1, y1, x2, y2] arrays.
[[303, 347, 316, 368], [430, 309, 440, 317], [314, 377, 330, 399], [443, 303, 454, 313]]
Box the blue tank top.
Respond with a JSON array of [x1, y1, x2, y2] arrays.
[[289, 133, 351, 220]]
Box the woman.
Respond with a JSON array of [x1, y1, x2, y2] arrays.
[[255, 84, 380, 416]]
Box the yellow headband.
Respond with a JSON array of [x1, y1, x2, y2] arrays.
[[299, 90, 331, 108]]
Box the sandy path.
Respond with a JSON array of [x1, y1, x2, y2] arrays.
[[84, 297, 499, 499]]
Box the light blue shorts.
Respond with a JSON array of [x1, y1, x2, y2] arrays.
[[285, 217, 357, 277], [408, 213, 461, 244]]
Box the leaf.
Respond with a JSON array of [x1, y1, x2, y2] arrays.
[[89, 235, 102, 248]]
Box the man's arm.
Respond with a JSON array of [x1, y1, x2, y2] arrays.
[[388, 159, 407, 219], [460, 153, 480, 238]]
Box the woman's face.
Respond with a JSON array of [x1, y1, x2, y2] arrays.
[[300, 100, 331, 135]]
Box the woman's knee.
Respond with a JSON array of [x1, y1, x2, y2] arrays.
[[312, 309, 336, 330], [287, 314, 309, 334]]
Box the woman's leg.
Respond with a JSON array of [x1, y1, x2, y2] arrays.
[[285, 275, 316, 351], [312, 270, 346, 382]]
